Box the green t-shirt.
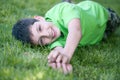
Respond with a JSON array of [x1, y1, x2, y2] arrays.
[[45, 1, 109, 49]]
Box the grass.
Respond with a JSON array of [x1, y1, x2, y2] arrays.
[[0, 0, 120, 80]]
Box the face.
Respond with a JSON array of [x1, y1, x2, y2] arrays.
[[30, 20, 61, 46]]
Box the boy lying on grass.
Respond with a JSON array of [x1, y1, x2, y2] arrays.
[[12, 1, 120, 74]]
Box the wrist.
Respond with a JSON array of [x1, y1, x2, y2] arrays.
[[63, 49, 73, 62]]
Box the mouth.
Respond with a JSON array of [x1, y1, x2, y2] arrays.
[[51, 27, 56, 39]]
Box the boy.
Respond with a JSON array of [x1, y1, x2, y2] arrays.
[[12, 1, 120, 74]]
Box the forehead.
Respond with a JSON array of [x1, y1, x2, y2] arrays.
[[29, 22, 40, 45]]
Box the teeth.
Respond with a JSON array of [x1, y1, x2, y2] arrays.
[[52, 29, 54, 38], [51, 28, 54, 39]]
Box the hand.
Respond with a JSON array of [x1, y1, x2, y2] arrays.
[[47, 50, 70, 64], [48, 62, 73, 74]]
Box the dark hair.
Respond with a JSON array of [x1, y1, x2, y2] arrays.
[[12, 18, 38, 44]]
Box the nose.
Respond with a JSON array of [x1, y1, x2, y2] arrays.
[[41, 30, 49, 38]]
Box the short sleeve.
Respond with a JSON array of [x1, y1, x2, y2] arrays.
[[61, 4, 80, 27], [48, 40, 65, 49]]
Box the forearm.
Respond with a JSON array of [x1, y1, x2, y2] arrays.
[[64, 29, 81, 59], [64, 19, 82, 60]]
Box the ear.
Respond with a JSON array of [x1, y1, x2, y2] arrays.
[[34, 16, 45, 21]]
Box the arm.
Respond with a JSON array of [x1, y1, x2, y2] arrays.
[[47, 18, 81, 74], [48, 18, 82, 63], [63, 18, 82, 61]]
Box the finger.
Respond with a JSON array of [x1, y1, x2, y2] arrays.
[[51, 50, 60, 62], [48, 59, 55, 63], [62, 63, 68, 74], [47, 50, 54, 60], [48, 59, 51, 63], [56, 55, 62, 63], [56, 63, 62, 69], [48, 63, 57, 69], [52, 51, 59, 60], [51, 63, 57, 69], [66, 64, 73, 73], [48, 53, 54, 63]]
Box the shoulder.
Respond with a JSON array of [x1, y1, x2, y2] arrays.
[[50, 2, 70, 9]]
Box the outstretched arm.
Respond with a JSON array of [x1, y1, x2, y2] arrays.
[[63, 18, 82, 62], [48, 18, 82, 63]]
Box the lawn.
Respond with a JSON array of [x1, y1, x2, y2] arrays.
[[0, 0, 120, 80]]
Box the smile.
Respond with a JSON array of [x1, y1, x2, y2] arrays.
[[51, 27, 56, 39]]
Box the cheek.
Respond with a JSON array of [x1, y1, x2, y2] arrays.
[[44, 38, 52, 45], [30, 36, 38, 45]]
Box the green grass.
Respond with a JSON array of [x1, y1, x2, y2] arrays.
[[0, 0, 120, 80]]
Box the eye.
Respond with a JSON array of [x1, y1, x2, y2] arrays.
[[39, 38, 44, 45], [39, 25, 41, 31], [40, 38, 43, 45]]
